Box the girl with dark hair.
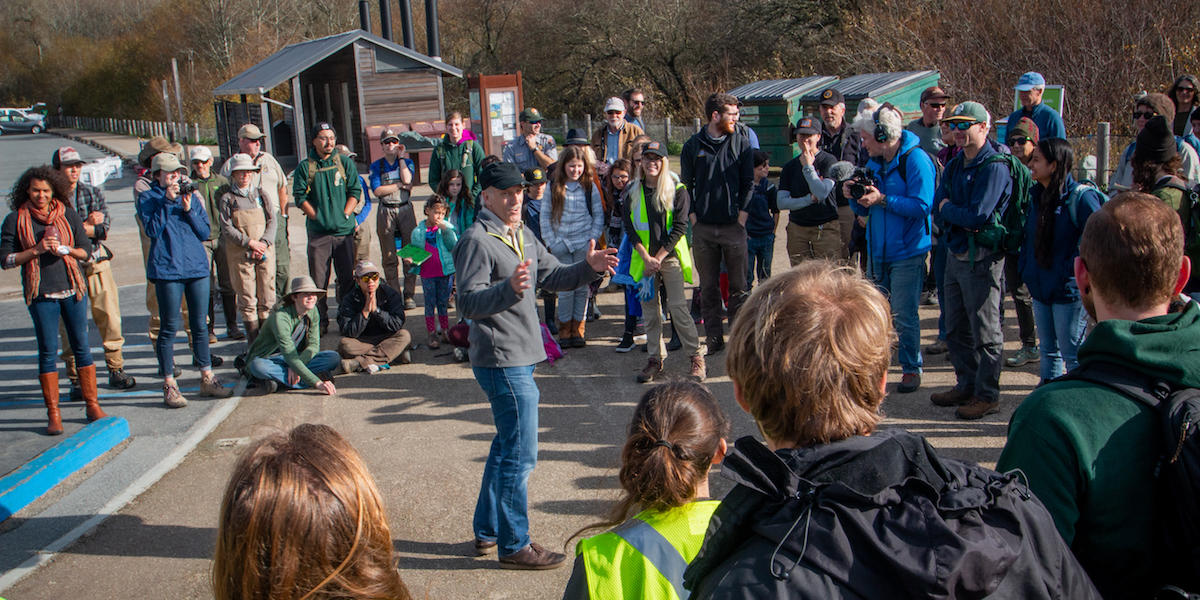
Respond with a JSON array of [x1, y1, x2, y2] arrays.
[[563, 381, 729, 600], [437, 168, 476, 236], [1, 166, 107, 435], [213, 423, 412, 600], [1019, 138, 1104, 382]]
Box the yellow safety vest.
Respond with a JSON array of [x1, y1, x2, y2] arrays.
[[577, 500, 719, 600], [629, 182, 693, 284]]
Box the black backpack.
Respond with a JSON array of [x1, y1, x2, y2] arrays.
[[1058, 361, 1200, 592]]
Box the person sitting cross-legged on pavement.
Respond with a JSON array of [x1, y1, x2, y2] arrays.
[[245, 276, 340, 395], [336, 260, 412, 374]]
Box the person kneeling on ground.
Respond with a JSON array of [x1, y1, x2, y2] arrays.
[[245, 276, 340, 395], [336, 260, 413, 373], [212, 423, 413, 600], [681, 261, 1100, 599]]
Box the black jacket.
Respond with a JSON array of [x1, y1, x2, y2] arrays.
[[819, 120, 865, 167], [683, 430, 1100, 599], [336, 283, 407, 339], [680, 126, 754, 225]]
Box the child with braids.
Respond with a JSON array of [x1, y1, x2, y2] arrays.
[[562, 380, 729, 599]]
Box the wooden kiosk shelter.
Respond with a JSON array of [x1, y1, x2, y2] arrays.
[[212, 29, 463, 170]]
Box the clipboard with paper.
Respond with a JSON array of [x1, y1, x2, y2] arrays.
[[396, 243, 432, 265]]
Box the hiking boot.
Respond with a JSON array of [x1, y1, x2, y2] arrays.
[[498, 542, 566, 570], [200, 374, 233, 398], [261, 379, 279, 395], [474, 538, 497, 556], [689, 355, 706, 382], [108, 368, 136, 389], [705, 336, 725, 357], [921, 289, 938, 306], [340, 358, 361, 375], [897, 373, 921, 393], [636, 358, 664, 383], [924, 339, 948, 355], [615, 332, 635, 353], [428, 333, 441, 349], [225, 326, 245, 341], [193, 355, 224, 368], [1005, 345, 1040, 367], [404, 297, 417, 310], [956, 397, 1000, 420], [930, 387, 973, 407], [163, 383, 187, 408]]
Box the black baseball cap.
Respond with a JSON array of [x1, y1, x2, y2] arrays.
[[793, 117, 820, 136], [818, 88, 845, 107], [481, 162, 525, 190], [523, 167, 547, 185], [312, 122, 335, 138], [642, 141, 667, 158]]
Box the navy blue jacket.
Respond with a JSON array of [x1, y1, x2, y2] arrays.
[[1006, 103, 1066, 140], [934, 143, 1014, 255], [853, 130, 934, 263], [1018, 176, 1103, 304], [138, 183, 211, 281]]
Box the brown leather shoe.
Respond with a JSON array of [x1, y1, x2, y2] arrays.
[[956, 397, 1000, 420], [688, 355, 706, 382], [473, 538, 497, 556], [637, 357, 664, 383], [930, 387, 973, 407], [498, 542, 566, 570]]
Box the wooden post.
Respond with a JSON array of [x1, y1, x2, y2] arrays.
[[1096, 122, 1110, 190], [562, 113, 568, 138], [693, 118, 701, 133], [665, 116, 672, 143], [585, 114, 592, 138], [161, 80, 174, 142]]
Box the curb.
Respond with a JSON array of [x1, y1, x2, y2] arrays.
[[0, 417, 131, 521]]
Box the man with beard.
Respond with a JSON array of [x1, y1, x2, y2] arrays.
[[680, 92, 754, 355], [622, 88, 647, 131], [998, 193, 1199, 599]]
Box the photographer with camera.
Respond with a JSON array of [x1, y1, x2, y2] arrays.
[[777, 117, 840, 265], [847, 102, 935, 394]]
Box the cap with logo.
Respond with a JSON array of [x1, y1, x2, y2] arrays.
[[793, 117, 820, 136], [189, 146, 213, 163], [1014, 72, 1046, 91], [381, 129, 401, 144], [642, 141, 667, 158], [238, 123, 266, 140], [941, 101, 989, 124], [604, 97, 626, 113], [313, 122, 335, 138], [518, 107, 544, 123], [52, 146, 85, 168], [818, 88, 845, 107], [480, 162, 525, 190], [920, 86, 951, 104], [523, 167, 547, 185]]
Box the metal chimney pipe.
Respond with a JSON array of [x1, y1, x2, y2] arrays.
[[379, 0, 393, 41], [358, 0, 370, 33], [424, 0, 440, 60], [398, 0, 415, 49]]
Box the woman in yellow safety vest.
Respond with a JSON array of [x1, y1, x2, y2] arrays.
[[562, 380, 729, 600], [623, 142, 706, 383]]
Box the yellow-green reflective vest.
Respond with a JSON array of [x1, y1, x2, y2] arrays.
[[629, 183, 693, 284], [577, 500, 719, 600]]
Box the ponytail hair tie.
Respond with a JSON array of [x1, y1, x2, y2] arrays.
[[653, 440, 674, 450]]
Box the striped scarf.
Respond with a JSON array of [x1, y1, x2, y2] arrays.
[[16, 199, 86, 305]]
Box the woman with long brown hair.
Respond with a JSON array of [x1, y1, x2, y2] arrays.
[[540, 144, 604, 347], [213, 423, 412, 600], [1, 165, 107, 435], [563, 381, 728, 599]]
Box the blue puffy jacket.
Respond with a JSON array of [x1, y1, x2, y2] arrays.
[[138, 183, 211, 281], [1018, 176, 1103, 304], [852, 130, 934, 264]]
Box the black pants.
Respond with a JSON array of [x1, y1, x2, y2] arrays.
[[1002, 253, 1037, 347], [307, 232, 356, 327]]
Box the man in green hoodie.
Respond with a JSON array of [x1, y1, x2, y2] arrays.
[[997, 192, 1198, 599], [293, 122, 361, 331]]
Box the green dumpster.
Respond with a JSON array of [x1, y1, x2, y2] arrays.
[[729, 76, 838, 166], [797, 71, 941, 125]]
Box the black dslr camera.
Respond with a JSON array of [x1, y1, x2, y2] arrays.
[[178, 178, 198, 197], [847, 168, 878, 200]]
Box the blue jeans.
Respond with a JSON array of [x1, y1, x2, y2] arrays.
[[932, 240, 948, 340], [1032, 298, 1088, 381], [943, 252, 1005, 403], [247, 351, 341, 387], [421, 275, 452, 318], [472, 364, 539, 556], [746, 234, 775, 287], [553, 247, 589, 322], [30, 294, 93, 374], [870, 252, 926, 374], [155, 276, 211, 376]]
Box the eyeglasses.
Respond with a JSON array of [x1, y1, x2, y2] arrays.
[[629, 100, 645, 105], [1132, 111, 1157, 120], [948, 121, 977, 131], [359, 274, 380, 282], [611, 173, 630, 181], [1007, 137, 1032, 146]]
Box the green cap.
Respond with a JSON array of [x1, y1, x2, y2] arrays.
[[941, 101, 989, 124], [518, 107, 544, 123]]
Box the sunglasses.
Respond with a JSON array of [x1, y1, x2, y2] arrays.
[[1132, 111, 1157, 120], [629, 100, 645, 105], [1178, 87, 1196, 93], [948, 121, 977, 131], [1007, 137, 1032, 146], [606, 110, 622, 115], [359, 274, 380, 282], [926, 102, 947, 108]]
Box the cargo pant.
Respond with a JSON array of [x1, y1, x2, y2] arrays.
[[60, 258, 125, 381], [786, 219, 843, 266], [377, 202, 417, 300], [226, 207, 277, 324]]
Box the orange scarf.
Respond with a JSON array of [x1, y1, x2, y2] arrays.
[[16, 199, 86, 305]]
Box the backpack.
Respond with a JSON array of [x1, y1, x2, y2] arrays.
[[1159, 180, 1200, 253], [1058, 361, 1200, 592], [967, 152, 1032, 257], [303, 155, 347, 194], [1064, 181, 1106, 230]]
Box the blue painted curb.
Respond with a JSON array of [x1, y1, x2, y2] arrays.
[[0, 417, 131, 521]]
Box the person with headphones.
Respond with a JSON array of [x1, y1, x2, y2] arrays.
[[846, 101, 935, 394]]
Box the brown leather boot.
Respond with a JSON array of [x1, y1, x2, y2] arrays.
[[559, 321, 572, 345], [244, 319, 259, 346], [39, 372, 63, 435], [572, 319, 587, 348], [79, 364, 109, 422]]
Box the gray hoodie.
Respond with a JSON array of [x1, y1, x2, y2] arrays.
[[453, 207, 600, 367]]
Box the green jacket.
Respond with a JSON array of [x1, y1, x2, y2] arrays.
[[997, 301, 1200, 598], [246, 303, 324, 387], [292, 149, 360, 236], [193, 172, 229, 241], [429, 135, 485, 198]]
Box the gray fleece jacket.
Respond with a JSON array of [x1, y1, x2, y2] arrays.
[[453, 207, 600, 367]]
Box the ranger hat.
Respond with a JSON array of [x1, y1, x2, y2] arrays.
[[518, 107, 544, 123]]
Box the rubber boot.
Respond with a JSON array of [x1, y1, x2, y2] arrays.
[[79, 364, 108, 422], [40, 372, 63, 435], [221, 291, 244, 340]]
